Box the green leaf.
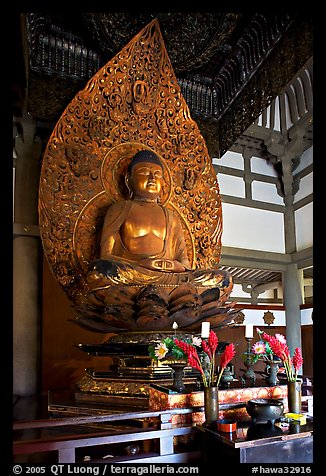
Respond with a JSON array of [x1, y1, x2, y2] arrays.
[[163, 337, 174, 349], [148, 345, 157, 360], [242, 352, 258, 364], [171, 346, 185, 360], [265, 342, 273, 355]]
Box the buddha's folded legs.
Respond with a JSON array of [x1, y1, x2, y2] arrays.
[[87, 258, 232, 294]]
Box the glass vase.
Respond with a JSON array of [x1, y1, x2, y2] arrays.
[[287, 380, 302, 414], [204, 386, 219, 426]]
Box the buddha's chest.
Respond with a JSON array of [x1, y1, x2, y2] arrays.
[[121, 203, 166, 240]]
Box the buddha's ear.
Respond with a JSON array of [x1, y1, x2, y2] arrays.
[[125, 173, 133, 198]]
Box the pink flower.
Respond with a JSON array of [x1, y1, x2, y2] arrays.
[[252, 342, 266, 355], [275, 333, 287, 344], [192, 336, 202, 347]]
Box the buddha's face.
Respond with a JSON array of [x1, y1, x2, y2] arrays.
[[128, 161, 163, 199]]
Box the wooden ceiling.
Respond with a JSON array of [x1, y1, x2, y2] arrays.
[[13, 12, 312, 156]]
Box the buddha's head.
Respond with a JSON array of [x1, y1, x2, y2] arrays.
[[126, 150, 164, 201]]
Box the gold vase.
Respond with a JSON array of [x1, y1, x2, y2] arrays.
[[287, 380, 302, 414], [204, 386, 219, 426]]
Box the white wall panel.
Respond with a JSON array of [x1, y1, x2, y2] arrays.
[[252, 181, 284, 205], [213, 150, 243, 169], [218, 174, 245, 198], [295, 203, 313, 251], [294, 172, 313, 203], [234, 307, 313, 328], [222, 203, 285, 252], [294, 146, 313, 174], [251, 156, 278, 177]]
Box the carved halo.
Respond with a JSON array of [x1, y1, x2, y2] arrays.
[[39, 19, 222, 307]]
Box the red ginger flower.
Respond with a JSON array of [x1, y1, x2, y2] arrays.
[[188, 353, 204, 374], [174, 338, 192, 355], [173, 331, 236, 387], [174, 338, 207, 384], [258, 330, 303, 382], [292, 347, 303, 373], [262, 332, 290, 361], [215, 343, 236, 386], [201, 331, 218, 358], [220, 343, 236, 370], [202, 340, 212, 357], [208, 330, 219, 355]]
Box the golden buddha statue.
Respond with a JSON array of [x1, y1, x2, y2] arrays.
[[95, 149, 191, 276], [39, 19, 239, 334], [83, 149, 235, 331]]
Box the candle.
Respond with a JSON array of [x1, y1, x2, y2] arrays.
[[201, 321, 210, 338], [245, 324, 254, 339]]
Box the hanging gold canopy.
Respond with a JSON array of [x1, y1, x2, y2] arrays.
[[39, 19, 236, 333]]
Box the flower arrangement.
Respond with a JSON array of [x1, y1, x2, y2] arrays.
[[148, 328, 236, 388], [148, 336, 186, 362], [249, 330, 281, 365], [252, 328, 303, 382]]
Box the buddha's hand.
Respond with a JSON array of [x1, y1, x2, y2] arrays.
[[140, 258, 186, 272]]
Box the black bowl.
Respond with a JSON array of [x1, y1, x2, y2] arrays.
[[246, 398, 284, 425]]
